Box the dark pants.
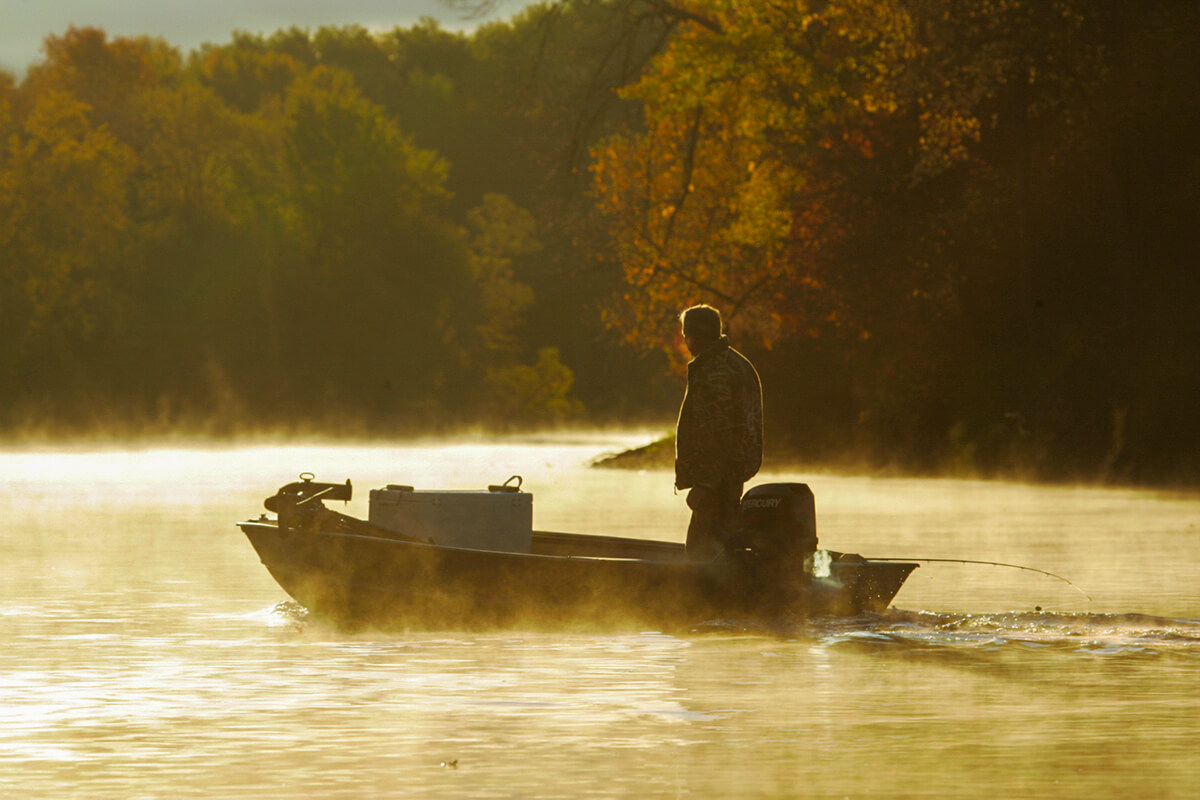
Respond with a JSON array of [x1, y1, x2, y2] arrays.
[[685, 481, 743, 561]]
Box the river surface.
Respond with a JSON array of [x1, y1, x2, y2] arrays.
[[2, 435, 1198, 798]]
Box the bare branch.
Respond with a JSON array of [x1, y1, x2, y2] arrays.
[[662, 105, 703, 244], [440, 0, 506, 21], [641, 0, 724, 35]]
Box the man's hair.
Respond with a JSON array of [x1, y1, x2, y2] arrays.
[[680, 304, 723, 341]]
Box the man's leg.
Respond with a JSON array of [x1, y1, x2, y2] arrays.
[[717, 480, 744, 546], [685, 481, 743, 561]]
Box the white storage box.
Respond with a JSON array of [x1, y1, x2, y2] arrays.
[[368, 486, 532, 553]]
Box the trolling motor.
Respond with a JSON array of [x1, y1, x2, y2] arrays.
[[265, 473, 352, 532], [265, 473, 353, 511]]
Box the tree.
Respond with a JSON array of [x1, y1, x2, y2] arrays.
[[191, 35, 304, 113], [591, 0, 1200, 478], [270, 65, 479, 421], [0, 87, 133, 396], [466, 193, 538, 355], [590, 1, 924, 356]]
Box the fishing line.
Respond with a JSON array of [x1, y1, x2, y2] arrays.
[[870, 557, 1092, 601]]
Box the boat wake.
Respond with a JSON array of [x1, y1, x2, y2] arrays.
[[262, 596, 1199, 658], [800, 609, 1200, 658]]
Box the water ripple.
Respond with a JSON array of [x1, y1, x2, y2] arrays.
[[809, 609, 1200, 658]]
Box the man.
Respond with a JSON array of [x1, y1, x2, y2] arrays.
[[674, 304, 763, 561]]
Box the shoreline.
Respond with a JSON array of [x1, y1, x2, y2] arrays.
[[591, 434, 1200, 495]]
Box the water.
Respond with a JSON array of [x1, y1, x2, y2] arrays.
[[2, 436, 1198, 798]]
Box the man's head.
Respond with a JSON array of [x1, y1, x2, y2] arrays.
[[680, 304, 722, 356]]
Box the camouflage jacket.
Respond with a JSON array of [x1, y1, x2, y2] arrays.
[[675, 336, 763, 490]]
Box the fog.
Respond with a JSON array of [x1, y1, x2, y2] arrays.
[[3, 437, 1198, 798]]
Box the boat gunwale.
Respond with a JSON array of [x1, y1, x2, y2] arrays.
[[236, 519, 700, 568], [236, 519, 919, 573]]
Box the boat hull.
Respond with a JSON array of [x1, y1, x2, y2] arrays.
[[239, 520, 916, 632]]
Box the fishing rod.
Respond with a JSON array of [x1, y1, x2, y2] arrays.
[[870, 557, 1092, 601]]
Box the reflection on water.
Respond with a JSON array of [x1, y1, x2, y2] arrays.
[[1, 437, 1198, 798], [816, 609, 1200, 657]]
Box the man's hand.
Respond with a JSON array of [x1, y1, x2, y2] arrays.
[[686, 484, 717, 511]]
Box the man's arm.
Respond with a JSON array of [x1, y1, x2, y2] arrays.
[[689, 358, 738, 485]]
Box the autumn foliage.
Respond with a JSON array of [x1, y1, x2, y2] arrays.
[[591, 0, 1200, 482], [0, 25, 581, 434], [2, 2, 1199, 484]]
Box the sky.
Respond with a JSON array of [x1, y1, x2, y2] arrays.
[[0, 0, 519, 75]]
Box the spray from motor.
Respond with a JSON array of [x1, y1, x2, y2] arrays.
[[810, 549, 833, 579]]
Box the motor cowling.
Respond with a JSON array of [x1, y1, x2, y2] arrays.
[[736, 483, 818, 564]]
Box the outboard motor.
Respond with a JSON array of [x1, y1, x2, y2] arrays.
[[736, 483, 819, 567]]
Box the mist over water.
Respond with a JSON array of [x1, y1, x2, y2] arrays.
[[2, 435, 1197, 798]]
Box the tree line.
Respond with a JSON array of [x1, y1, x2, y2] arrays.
[[590, 0, 1200, 484], [1, 1, 1197, 484], [0, 8, 661, 436]]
